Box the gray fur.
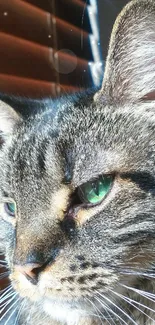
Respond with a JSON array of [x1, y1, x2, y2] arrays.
[[1, 0, 155, 324]]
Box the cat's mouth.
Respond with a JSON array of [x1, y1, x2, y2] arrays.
[[10, 265, 117, 304], [10, 254, 120, 304], [10, 269, 87, 302]]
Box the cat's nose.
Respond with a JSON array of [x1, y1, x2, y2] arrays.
[[15, 263, 43, 285]]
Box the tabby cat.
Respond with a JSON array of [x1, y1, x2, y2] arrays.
[[1, 0, 155, 324]]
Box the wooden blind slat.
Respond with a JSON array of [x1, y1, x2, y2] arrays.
[[0, 255, 9, 291], [21, 0, 56, 13], [0, 74, 57, 97], [0, 74, 83, 98], [55, 0, 92, 34], [0, 33, 93, 87], [22, 0, 92, 33], [56, 18, 93, 61], [0, 32, 56, 81], [0, 0, 93, 61], [0, 0, 52, 47], [56, 49, 93, 87]]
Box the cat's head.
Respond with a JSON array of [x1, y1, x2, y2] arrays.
[[1, 0, 155, 319]]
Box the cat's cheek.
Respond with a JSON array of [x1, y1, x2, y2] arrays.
[[50, 186, 71, 221]]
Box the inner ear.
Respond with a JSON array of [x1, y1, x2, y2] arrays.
[[141, 91, 155, 101]]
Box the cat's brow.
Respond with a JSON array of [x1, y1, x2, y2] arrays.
[[2, 190, 9, 198], [121, 172, 155, 194]]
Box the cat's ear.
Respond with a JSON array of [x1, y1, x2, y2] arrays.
[[0, 101, 21, 144], [95, 0, 155, 104]]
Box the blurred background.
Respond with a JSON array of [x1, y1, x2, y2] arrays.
[[0, 0, 130, 293], [0, 0, 102, 98]]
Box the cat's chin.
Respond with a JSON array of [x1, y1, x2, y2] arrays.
[[42, 297, 90, 325], [12, 273, 90, 324]]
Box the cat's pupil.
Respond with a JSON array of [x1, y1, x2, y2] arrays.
[[78, 175, 113, 205], [92, 181, 99, 196]]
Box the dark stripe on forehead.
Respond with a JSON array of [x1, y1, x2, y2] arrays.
[[62, 149, 73, 185], [112, 230, 155, 245], [37, 139, 48, 175], [118, 213, 154, 230]]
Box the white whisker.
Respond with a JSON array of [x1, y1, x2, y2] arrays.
[[121, 284, 155, 304], [0, 296, 20, 323], [90, 291, 119, 325], [14, 299, 27, 325], [120, 269, 155, 279], [0, 284, 12, 296], [0, 291, 19, 309], [110, 288, 155, 323], [0, 271, 10, 280], [0, 264, 8, 269], [0, 286, 14, 303], [111, 288, 155, 313], [4, 304, 19, 325], [86, 296, 106, 324], [94, 294, 129, 325], [96, 290, 138, 325], [0, 292, 18, 318]]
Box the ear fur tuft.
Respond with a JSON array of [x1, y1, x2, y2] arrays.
[[0, 101, 20, 143], [96, 0, 155, 104]]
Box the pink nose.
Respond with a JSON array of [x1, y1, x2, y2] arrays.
[[15, 263, 43, 285]]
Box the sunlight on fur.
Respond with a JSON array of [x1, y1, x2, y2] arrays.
[[1, 0, 155, 324]]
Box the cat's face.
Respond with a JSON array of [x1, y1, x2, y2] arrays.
[[1, 99, 155, 306], [1, 0, 155, 321]]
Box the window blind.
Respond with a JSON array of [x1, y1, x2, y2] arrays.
[[0, 0, 101, 98]]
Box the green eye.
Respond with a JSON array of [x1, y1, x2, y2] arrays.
[[78, 175, 113, 205], [4, 202, 16, 217]]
